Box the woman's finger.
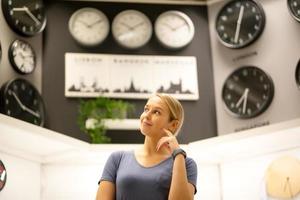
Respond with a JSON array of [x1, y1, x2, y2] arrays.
[[156, 137, 170, 151], [163, 128, 173, 137]]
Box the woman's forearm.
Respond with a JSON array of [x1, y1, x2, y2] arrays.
[[168, 154, 193, 200]]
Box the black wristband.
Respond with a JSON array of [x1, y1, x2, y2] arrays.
[[172, 148, 187, 160]]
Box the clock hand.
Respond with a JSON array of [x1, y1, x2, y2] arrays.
[[11, 91, 26, 110], [88, 19, 103, 27], [12, 6, 41, 25], [162, 22, 175, 31], [11, 91, 40, 118], [235, 88, 249, 113], [131, 21, 145, 29], [23, 106, 40, 118], [77, 20, 89, 27], [173, 22, 187, 31], [234, 5, 244, 44], [120, 22, 133, 30], [242, 88, 249, 114]]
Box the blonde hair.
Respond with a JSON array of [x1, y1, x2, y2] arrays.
[[155, 93, 184, 136]]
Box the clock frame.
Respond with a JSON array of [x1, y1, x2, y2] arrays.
[[112, 9, 153, 49], [154, 10, 195, 50], [2, 0, 47, 36], [222, 66, 274, 119], [0, 78, 46, 126], [68, 7, 110, 47], [287, 0, 300, 22], [0, 160, 6, 192], [215, 0, 266, 49], [8, 39, 36, 74]]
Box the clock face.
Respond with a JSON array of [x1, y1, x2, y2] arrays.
[[222, 66, 274, 119], [155, 10, 195, 49], [112, 9, 153, 49], [0, 160, 6, 192], [2, 0, 47, 36], [9, 39, 36, 74], [287, 0, 300, 22], [215, 0, 265, 49], [68, 7, 110, 47], [0, 78, 46, 126]]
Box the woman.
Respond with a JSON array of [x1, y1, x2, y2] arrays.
[[96, 93, 197, 200]]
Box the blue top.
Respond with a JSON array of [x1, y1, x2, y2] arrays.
[[99, 151, 197, 200]]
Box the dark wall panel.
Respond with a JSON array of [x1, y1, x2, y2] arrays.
[[43, 1, 216, 144]]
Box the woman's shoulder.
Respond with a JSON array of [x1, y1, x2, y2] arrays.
[[109, 150, 133, 159]]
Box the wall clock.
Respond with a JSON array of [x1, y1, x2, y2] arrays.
[[154, 10, 195, 49], [222, 66, 274, 118], [112, 9, 152, 49], [295, 59, 300, 88], [9, 39, 36, 74], [215, 0, 266, 49], [0, 78, 46, 126], [0, 41, 2, 62], [2, 0, 47, 36], [0, 160, 6, 192], [265, 156, 300, 199], [287, 0, 300, 22], [68, 7, 110, 47]]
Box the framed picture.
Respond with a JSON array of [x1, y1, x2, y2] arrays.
[[65, 53, 199, 100]]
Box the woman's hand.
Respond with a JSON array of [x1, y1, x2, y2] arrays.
[[156, 128, 180, 153]]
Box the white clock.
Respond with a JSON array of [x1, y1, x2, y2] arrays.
[[155, 10, 195, 49], [68, 7, 110, 47], [112, 10, 152, 49]]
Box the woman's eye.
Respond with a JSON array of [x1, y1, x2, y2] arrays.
[[144, 108, 149, 112], [154, 110, 160, 115]]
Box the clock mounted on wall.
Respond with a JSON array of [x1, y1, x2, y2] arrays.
[[154, 10, 195, 50], [0, 160, 7, 192], [0, 78, 46, 126], [112, 9, 153, 49], [287, 0, 300, 22], [222, 66, 274, 119], [215, 0, 266, 49], [8, 39, 36, 74], [2, 0, 47, 36], [68, 7, 110, 47], [295, 59, 300, 88]]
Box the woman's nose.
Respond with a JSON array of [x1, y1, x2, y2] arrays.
[[144, 110, 151, 119]]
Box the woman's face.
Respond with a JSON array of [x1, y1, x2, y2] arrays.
[[140, 96, 174, 137]]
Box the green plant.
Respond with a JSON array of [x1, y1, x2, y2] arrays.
[[77, 96, 135, 143]]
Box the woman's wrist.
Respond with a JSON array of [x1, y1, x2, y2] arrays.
[[172, 148, 186, 160]]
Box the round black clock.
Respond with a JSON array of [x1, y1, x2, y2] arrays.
[[0, 41, 2, 62], [222, 66, 274, 118], [215, 0, 266, 49], [0, 160, 7, 192], [0, 78, 46, 126], [9, 39, 36, 74], [2, 0, 47, 36], [295, 59, 300, 88], [287, 0, 300, 22]]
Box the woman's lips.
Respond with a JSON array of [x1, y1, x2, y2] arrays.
[[143, 121, 152, 126]]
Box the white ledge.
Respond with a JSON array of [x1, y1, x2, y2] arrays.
[[103, 119, 140, 130]]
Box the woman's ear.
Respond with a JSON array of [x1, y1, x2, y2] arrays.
[[168, 120, 179, 135]]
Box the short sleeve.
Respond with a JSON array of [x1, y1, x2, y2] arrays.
[[185, 157, 198, 194], [98, 151, 124, 184]]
